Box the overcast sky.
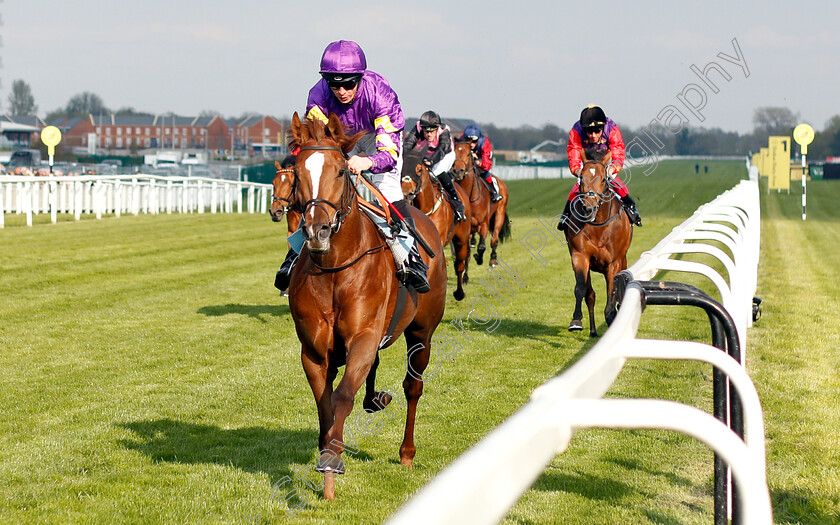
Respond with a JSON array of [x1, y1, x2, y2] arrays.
[[3, 1, 838, 134]]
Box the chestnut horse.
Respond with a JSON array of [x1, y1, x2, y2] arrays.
[[269, 160, 302, 235], [401, 150, 472, 301], [563, 149, 633, 336], [287, 112, 447, 500], [451, 141, 511, 272]]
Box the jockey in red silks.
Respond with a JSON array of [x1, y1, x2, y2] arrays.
[[275, 40, 430, 294], [458, 125, 503, 203], [402, 110, 466, 222], [557, 105, 642, 231]]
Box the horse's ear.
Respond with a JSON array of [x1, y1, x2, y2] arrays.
[[415, 163, 423, 177], [291, 112, 309, 145], [604, 151, 612, 163], [326, 113, 345, 141], [274, 160, 281, 171], [581, 148, 589, 163]]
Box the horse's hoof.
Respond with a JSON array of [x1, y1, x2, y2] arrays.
[[453, 289, 465, 301], [589, 330, 598, 338], [363, 391, 392, 413], [489, 258, 498, 268], [474, 253, 484, 265], [400, 457, 413, 468], [568, 320, 583, 332], [463, 273, 469, 285]]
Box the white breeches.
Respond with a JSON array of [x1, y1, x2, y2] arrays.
[[431, 151, 455, 176]]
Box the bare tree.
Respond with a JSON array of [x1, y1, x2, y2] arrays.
[[65, 92, 109, 117], [752, 106, 800, 135], [7, 79, 38, 115]]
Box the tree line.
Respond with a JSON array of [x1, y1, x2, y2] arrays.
[[5, 79, 840, 159]]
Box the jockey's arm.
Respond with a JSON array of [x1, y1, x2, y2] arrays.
[[567, 128, 583, 176], [607, 125, 626, 176]]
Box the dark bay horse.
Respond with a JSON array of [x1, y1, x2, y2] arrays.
[[287, 112, 447, 500], [563, 149, 633, 336], [451, 141, 511, 272], [269, 160, 302, 235], [401, 150, 472, 301]]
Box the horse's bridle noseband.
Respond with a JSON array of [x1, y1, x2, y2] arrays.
[[574, 158, 622, 227], [271, 167, 297, 214], [298, 146, 355, 235]]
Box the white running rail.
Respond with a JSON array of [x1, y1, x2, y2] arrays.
[[387, 177, 769, 524], [0, 173, 272, 228]]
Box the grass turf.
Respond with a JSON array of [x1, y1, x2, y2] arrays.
[[0, 160, 837, 523]]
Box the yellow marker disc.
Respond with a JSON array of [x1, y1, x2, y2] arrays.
[[41, 125, 62, 147], [793, 123, 815, 155]]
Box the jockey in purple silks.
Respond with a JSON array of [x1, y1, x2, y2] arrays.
[[275, 40, 430, 294]]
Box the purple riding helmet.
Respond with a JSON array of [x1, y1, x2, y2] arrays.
[[319, 40, 367, 79]]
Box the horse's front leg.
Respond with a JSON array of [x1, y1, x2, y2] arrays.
[[319, 333, 379, 499], [585, 275, 597, 337], [301, 346, 335, 451], [452, 235, 469, 301], [569, 255, 589, 332]]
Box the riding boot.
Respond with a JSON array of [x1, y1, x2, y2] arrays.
[[487, 177, 503, 203], [620, 195, 643, 227], [438, 171, 466, 222], [557, 200, 573, 231], [274, 247, 299, 292], [392, 200, 431, 293]]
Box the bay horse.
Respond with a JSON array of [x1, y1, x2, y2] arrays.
[[287, 112, 447, 500], [269, 160, 302, 235], [563, 149, 633, 336], [451, 141, 511, 272], [401, 150, 472, 301]]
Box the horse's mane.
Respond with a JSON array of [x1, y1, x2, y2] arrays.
[[584, 148, 609, 161], [402, 149, 424, 177]]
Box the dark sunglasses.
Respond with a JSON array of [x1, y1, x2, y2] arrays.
[[327, 78, 359, 90], [584, 127, 604, 134], [422, 126, 438, 133]]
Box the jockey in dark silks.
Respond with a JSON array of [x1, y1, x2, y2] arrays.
[[403, 110, 466, 222], [557, 105, 642, 231], [459, 125, 503, 203], [275, 40, 430, 294]]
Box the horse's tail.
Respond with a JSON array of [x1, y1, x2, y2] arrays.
[[499, 213, 512, 243]]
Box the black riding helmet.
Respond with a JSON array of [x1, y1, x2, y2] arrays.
[[580, 104, 607, 132], [419, 110, 442, 129]]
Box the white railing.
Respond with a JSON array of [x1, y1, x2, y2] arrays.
[[0, 173, 272, 227], [387, 177, 768, 524]]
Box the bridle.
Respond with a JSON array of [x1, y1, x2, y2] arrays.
[[296, 145, 386, 271], [574, 158, 622, 227], [298, 145, 355, 235], [452, 143, 482, 203], [401, 168, 427, 202], [271, 167, 297, 214]]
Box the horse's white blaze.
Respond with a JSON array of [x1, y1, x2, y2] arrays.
[[305, 153, 325, 219], [589, 167, 596, 176], [280, 174, 286, 182]]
